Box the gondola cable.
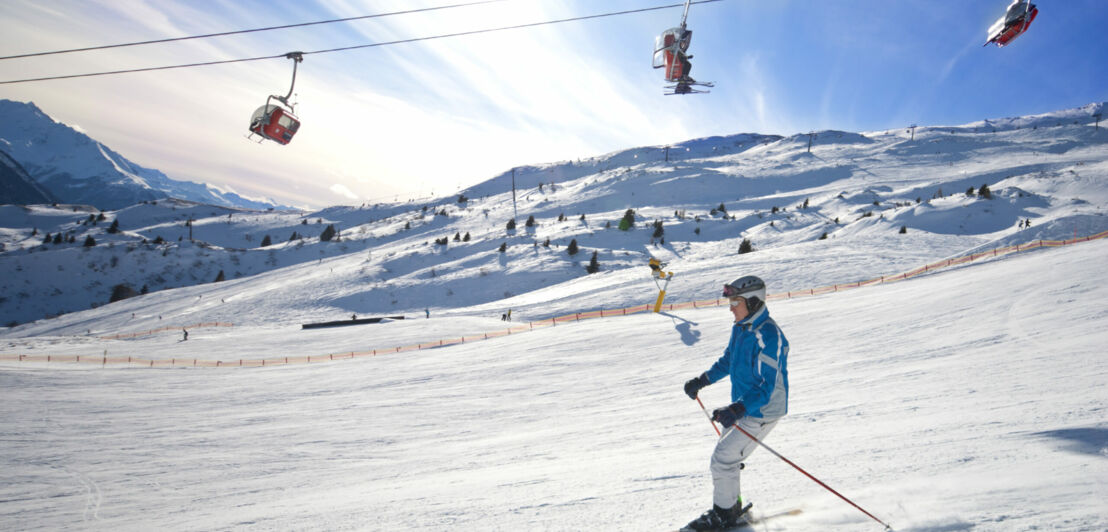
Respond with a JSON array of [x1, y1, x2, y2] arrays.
[[0, 0, 726, 85], [0, 0, 511, 61]]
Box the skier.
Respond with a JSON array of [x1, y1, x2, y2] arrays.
[[676, 29, 693, 82], [680, 275, 790, 531]]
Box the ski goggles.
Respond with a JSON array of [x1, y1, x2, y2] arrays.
[[722, 284, 744, 298], [728, 297, 746, 307]]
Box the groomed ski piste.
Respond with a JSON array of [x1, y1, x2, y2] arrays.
[[2, 103, 1107, 530]]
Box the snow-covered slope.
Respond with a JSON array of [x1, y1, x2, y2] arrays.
[[0, 99, 284, 210], [1, 102, 1105, 329], [0, 220, 1104, 531], [1, 102, 1107, 531]]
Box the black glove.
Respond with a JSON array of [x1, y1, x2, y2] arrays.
[[683, 373, 710, 399], [712, 402, 746, 427]]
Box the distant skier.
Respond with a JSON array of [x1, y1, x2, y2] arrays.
[[182, 329, 189, 341], [680, 275, 790, 531]]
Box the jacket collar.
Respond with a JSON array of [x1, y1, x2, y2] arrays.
[[735, 306, 769, 330]]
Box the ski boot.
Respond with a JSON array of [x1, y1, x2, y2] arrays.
[[679, 501, 750, 531]]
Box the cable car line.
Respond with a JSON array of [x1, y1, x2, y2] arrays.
[[0, 0, 511, 61], [0, 0, 725, 86]]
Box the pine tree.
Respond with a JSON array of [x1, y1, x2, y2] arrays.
[[619, 209, 635, 231], [498, 242, 507, 253], [586, 251, 600, 273], [899, 225, 908, 234], [320, 224, 337, 242], [83, 235, 96, 247], [506, 218, 516, 231], [567, 239, 579, 255], [109, 284, 138, 303], [738, 238, 753, 254], [526, 215, 536, 227], [978, 183, 992, 199], [463, 232, 471, 242], [652, 220, 664, 239], [214, 270, 226, 282], [260, 235, 272, 247], [107, 219, 120, 234]]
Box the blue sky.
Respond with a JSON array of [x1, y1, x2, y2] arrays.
[[1, 0, 1105, 208]]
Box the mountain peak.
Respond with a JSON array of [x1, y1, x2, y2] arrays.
[[0, 98, 285, 210]]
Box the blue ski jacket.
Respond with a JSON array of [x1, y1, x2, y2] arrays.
[[705, 307, 789, 419]]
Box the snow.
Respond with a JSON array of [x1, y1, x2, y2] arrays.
[[1, 103, 1107, 530]]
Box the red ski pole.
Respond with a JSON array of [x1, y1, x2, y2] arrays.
[[727, 420, 893, 531], [695, 395, 721, 436]]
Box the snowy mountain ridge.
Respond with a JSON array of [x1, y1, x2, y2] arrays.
[[1, 100, 1105, 332], [0, 99, 285, 210], [0, 148, 55, 205]]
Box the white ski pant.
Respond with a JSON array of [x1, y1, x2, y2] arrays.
[[710, 416, 779, 509]]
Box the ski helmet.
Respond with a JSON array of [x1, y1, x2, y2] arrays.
[[723, 275, 766, 314]]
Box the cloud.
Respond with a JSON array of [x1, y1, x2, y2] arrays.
[[329, 183, 359, 200]]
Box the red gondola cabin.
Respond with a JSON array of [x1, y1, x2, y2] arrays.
[[249, 104, 300, 145], [985, 1, 1038, 47]]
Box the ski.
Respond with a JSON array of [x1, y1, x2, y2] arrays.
[[728, 507, 803, 529], [672, 502, 752, 532], [670, 504, 802, 532]]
